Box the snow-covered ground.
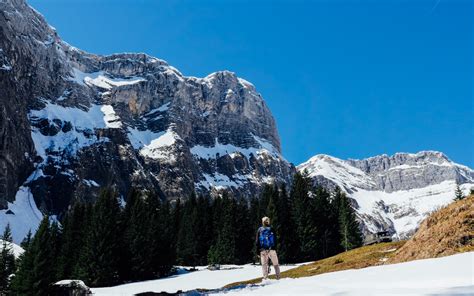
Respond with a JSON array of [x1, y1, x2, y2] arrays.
[[91, 264, 303, 296], [92, 253, 473, 295], [213, 252, 474, 296]]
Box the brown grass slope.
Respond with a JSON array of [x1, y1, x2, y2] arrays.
[[224, 241, 406, 288], [389, 194, 474, 263]]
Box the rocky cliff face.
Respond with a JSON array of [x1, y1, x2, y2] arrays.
[[0, 0, 293, 241], [298, 151, 474, 239]]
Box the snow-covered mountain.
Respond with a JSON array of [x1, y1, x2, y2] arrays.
[[0, 0, 293, 242], [298, 151, 474, 238], [0, 0, 295, 197]]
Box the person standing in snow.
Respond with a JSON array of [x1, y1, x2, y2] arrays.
[[255, 216, 280, 280]]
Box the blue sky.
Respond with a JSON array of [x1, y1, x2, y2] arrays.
[[29, 0, 473, 167]]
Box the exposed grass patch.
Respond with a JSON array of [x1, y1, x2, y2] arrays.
[[224, 241, 405, 289], [389, 195, 474, 263]]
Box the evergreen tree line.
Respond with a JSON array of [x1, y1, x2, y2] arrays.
[[4, 172, 362, 294]]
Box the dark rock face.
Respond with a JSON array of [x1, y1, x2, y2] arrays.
[[0, 0, 294, 216]]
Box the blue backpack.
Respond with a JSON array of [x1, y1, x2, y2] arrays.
[[259, 227, 275, 249]]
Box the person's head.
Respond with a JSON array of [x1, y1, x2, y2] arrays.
[[262, 216, 270, 226]]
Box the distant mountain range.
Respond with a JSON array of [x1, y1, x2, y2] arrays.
[[0, 0, 472, 242], [298, 151, 474, 238]]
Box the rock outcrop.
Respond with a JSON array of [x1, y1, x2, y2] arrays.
[[0, 0, 293, 227]]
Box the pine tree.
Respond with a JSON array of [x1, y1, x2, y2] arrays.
[[20, 230, 32, 250], [338, 192, 363, 251], [234, 198, 252, 264], [454, 183, 465, 201], [275, 185, 299, 263], [266, 184, 281, 251], [291, 171, 318, 261], [123, 189, 157, 280], [49, 221, 62, 282], [12, 216, 54, 296], [313, 186, 340, 259], [11, 231, 34, 295], [152, 199, 174, 276], [78, 188, 122, 287], [57, 202, 87, 280], [176, 193, 200, 266], [195, 195, 213, 265], [71, 202, 93, 281], [170, 198, 182, 264], [208, 192, 236, 264], [0, 224, 15, 294], [248, 197, 261, 262]]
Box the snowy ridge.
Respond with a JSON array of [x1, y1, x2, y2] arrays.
[[298, 151, 474, 238], [298, 154, 376, 191]]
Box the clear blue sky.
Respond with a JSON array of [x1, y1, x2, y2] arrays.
[[29, 0, 473, 167]]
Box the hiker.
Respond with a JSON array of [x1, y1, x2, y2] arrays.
[[255, 216, 280, 280]]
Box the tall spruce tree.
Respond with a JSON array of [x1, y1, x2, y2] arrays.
[[78, 188, 122, 287], [12, 216, 54, 296], [248, 197, 261, 261], [313, 186, 340, 259], [338, 192, 362, 251], [57, 202, 87, 280], [11, 231, 33, 295], [275, 185, 299, 263], [49, 221, 62, 281], [176, 193, 200, 266], [123, 189, 157, 280], [208, 192, 236, 264], [71, 202, 93, 281], [20, 230, 32, 250], [195, 195, 213, 265], [153, 200, 174, 276], [291, 171, 318, 261], [170, 199, 182, 263], [233, 198, 252, 264], [0, 224, 15, 294]]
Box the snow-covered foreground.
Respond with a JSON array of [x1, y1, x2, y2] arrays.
[[92, 264, 303, 296], [213, 252, 474, 296]]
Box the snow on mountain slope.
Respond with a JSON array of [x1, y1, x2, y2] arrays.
[[298, 154, 376, 192], [0, 186, 42, 244], [212, 252, 474, 296], [298, 152, 474, 238], [0, 239, 25, 258], [353, 181, 473, 237]]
